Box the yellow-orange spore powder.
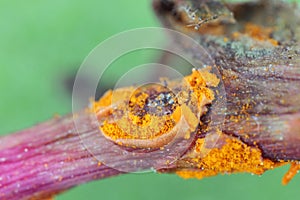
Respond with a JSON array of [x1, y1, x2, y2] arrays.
[[93, 69, 219, 148], [176, 135, 285, 179]]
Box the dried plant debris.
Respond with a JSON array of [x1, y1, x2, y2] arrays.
[[153, 0, 300, 184]]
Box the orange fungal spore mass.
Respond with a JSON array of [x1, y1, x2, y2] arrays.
[[93, 69, 219, 148], [232, 23, 278, 46], [176, 135, 283, 179]]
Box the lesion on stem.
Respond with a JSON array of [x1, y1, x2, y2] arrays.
[[1, 0, 300, 199], [152, 0, 300, 184], [92, 68, 219, 149]]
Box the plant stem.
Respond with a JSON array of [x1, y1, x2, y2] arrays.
[[0, 113, 122, 200]]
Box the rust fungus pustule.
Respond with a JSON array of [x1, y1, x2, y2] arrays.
[[92, 68, 220, 149], [175, 132, 285, 180], [174, 131, 300, 184]]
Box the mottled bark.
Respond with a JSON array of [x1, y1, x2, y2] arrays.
[[153, 0, 300, 161]]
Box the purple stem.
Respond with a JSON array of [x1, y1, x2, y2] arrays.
[[0, 113, 122, 200]]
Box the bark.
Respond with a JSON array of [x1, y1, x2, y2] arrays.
[[153, 0, 300, 161]]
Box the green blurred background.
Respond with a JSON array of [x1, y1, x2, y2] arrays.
[[0, 0, 299, 199]]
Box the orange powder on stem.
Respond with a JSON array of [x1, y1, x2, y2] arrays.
[[176, 134, 283, 179], [92, 68, 299, 184], [232, 23, 278, 46], [92, 68, 219, 148]]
